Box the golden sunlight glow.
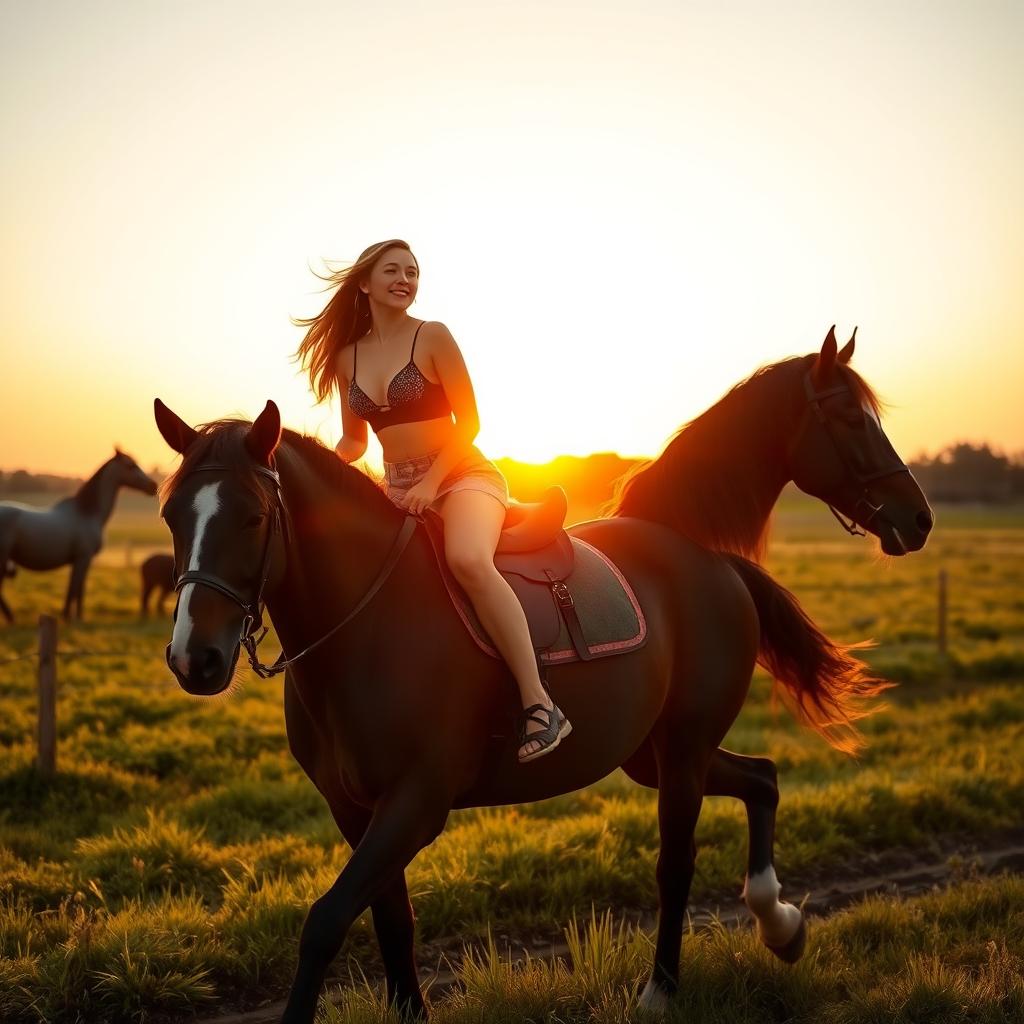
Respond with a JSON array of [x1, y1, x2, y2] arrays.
[[1, 2, 1022, 475]]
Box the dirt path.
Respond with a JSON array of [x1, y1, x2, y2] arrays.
[[204, 837, 1024, 1024]]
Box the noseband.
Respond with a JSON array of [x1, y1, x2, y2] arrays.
[[802, 372, 911, 537], [173, 462, 416, 678]]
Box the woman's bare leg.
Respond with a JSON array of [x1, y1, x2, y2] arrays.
[[438, 489, 566, 759]]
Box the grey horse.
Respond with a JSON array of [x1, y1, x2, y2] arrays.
[[0, 450, 158, 621]]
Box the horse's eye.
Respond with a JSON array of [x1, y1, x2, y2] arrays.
[[244, 513, 266, 529]]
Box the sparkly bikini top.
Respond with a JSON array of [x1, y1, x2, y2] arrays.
[[347, 321, 452, 432]]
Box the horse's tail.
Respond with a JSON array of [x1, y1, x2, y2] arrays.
[[723, 553, 889, 755]]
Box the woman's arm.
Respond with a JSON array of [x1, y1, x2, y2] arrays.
[[417, 322, 480, 488], [335, 433, 367, 463], [334, 348, 369, 463]]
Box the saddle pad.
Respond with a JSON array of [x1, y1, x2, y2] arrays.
[[438, 537, 647, 664]]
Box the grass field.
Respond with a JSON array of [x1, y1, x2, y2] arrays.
[[0, 490, 1021, 1021], [321, 878, 1024, 1024]]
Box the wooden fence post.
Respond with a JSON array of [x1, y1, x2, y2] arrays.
[[937, 569, 948, 657], [37, 614, 57, 777]]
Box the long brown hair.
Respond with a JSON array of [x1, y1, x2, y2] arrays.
[[293, 239, 417, 404]]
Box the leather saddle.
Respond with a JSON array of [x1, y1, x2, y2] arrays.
[[494, 486, 571, 555], [423, 487, 646, 665]]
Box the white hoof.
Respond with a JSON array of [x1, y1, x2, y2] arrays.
[[744, 867, 804, 947], [756, 900, 804, 949], [638, 978, 671, 1014]]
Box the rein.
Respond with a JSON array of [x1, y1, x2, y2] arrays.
[[173, 463, 418, 679], [801, 373, 910, 537]]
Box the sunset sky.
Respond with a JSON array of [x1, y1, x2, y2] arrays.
[[1, 0, 1021, 476]]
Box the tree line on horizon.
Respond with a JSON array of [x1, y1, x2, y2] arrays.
[[2, 442, 1022, 504]]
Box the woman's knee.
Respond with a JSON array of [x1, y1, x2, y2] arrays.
[[445, 547, 495, 588]]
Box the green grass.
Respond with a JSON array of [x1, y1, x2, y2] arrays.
[[0, 497, 1021, 1019], [318, 877, 1024, 1024]]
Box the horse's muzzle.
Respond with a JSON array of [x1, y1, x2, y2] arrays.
[[165, 641, 235, 695], [877, 507, 932, 556]]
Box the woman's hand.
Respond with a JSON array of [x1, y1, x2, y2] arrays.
[[401, 479, 440, 516]]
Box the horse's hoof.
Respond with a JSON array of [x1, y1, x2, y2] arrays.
[[637, 977, 672, 1014], [765, 912, 807, 964]]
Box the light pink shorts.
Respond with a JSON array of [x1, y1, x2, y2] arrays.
[[383, 446, 510, 510]]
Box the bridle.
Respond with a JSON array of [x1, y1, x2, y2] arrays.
[[171, 463, 417, 678], [801, 372, 911, 537]]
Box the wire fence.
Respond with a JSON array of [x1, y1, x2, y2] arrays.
[[3, 569, 956, 779], [0, 647, 131, 666], [5, 614, 182, 778], [0, 650, 39, 666]]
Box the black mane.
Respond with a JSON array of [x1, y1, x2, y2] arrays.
[[610, 355, 881, 560], [277, 429, 393, 512], [74, 457, 114, 514], [159, 419, 392, 513]]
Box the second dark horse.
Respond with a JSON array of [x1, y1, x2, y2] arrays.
[[0, 450, 157, 621], [155, 329, 931, 1021]]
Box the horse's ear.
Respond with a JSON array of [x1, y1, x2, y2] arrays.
[[838, 326, 856, 364], [813, 325, 838, 385], [154, 399, 199, 454], [245, 401, 282, 465]]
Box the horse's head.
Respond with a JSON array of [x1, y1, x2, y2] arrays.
[[787, 328, 933, 555], [111, 449, 158, 496], [154, 398, 287, 695]]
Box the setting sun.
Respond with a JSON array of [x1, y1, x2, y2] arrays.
[[2, 6, 1023, 1021], [2, 1, 1021, 477]]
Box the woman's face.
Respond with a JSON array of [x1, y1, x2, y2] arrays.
[[362, 247, 419, 311]]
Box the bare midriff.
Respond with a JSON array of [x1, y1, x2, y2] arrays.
[[376, 416, 460, 463]]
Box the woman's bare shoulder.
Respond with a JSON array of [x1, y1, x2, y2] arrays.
[[334, 341, 357, 382], [418, 320, 457, 350]]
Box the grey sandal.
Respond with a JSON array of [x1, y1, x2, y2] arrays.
[[517, 702, 572, 763]]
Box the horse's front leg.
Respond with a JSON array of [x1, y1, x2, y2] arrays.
[[329, 802, 428, 1018], [281, 787, 450, 1024], [63, 556, 90, 620], [0, 549, 16, 622], [639, 749, 707, 1013], [369, 873, 427, 1018]]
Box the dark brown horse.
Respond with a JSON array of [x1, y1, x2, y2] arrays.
[[139, 552, 175, 615], [154, 329, 931, 1022]]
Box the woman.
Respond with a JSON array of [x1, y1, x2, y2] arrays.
[[295, 240, 571, 762]]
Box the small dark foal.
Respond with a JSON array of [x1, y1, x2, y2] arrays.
[[140, 553, 175, 616]]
